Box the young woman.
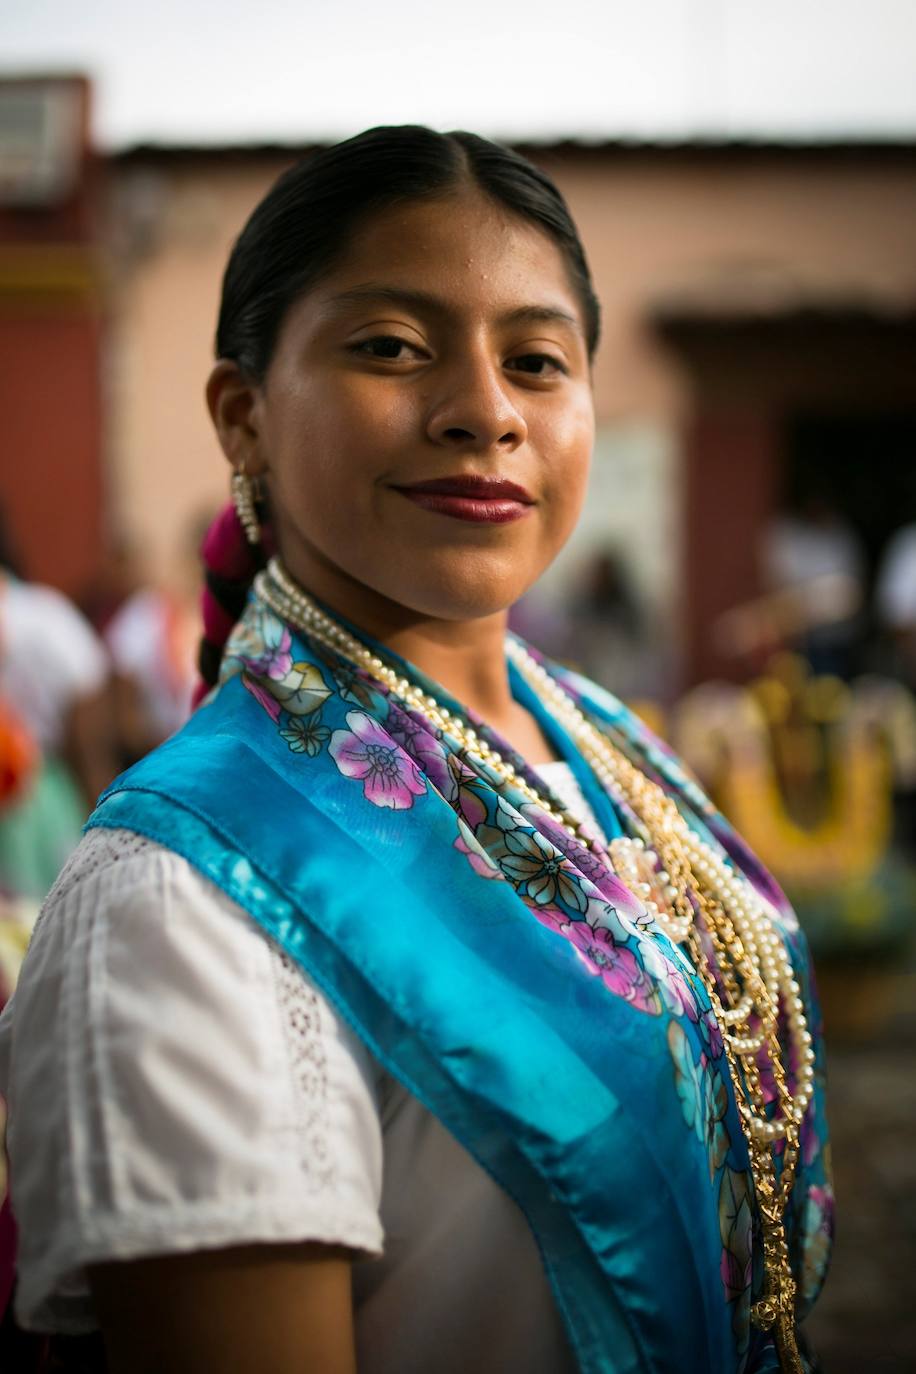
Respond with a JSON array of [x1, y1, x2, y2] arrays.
[[0, 127, 833, 1374]]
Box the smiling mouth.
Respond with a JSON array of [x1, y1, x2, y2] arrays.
[[392, 475, 535, 525]]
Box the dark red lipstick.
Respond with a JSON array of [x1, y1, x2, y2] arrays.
[[393, 474, 535, 524]]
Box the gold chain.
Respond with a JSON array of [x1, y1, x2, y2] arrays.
[[254, 559, 811, 1372]]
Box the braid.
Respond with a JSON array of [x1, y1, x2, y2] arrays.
[[193, 503, 274, 708]]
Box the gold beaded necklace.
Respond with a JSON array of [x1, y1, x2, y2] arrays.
[[255, 556, 810, 1373]]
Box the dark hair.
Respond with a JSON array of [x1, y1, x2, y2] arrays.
[[216, 124, 600, 378]]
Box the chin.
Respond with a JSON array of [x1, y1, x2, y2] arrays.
[[373, 544, 541, 621], [379, 561, 532, 623]]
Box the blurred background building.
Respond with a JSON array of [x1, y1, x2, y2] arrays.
[[1, 4, 915, 1366], [3, 76, 915, 696]]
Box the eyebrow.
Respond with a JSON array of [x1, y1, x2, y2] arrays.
[[326, 283, 583, 335]]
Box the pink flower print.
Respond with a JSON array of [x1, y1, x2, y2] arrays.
[[243, 673, 282, 722], [386, 705, 451, 794], [567, 923, 662, 1014], [527, 902, 569, 936], [645, 943, 700, 1021], [330, 711, 427, 810], [243, 618, 293, 680]]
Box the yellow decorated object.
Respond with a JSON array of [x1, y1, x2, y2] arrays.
[[671, 658, 916, 919]]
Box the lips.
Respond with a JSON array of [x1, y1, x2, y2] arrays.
[[392, 474, 535, 525]]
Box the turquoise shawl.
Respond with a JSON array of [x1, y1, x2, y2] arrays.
[[87, 597, 833, 1374]]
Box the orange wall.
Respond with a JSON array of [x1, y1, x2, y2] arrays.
[[0, 78, 102, 596], [0, 304, 104, 591]]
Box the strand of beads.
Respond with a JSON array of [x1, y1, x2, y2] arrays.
[[607, 836, 693, 944], [256, 560, 811, 1371], [505, 638, 815, 1127], [678, 821, 815, 1127], [503, 637, 811, 1369]]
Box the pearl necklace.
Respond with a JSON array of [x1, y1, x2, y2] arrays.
[[254, 557, 811, 1372]]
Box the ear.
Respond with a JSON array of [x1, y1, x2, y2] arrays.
[[206, 360, 269, 476]]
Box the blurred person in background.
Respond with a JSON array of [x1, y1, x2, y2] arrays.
[[563, 548, 662, 702], [78, 534, 144, 637], [760, 486, 866, 680], [0, 128, 831, 1374], [102, 514, 208, 764], [0, 512, 116, 903], [875, 518, 916, 855], [875, 519, 916, 689]]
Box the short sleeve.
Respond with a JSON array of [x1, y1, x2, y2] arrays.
[[0, 829, 384, 1334]]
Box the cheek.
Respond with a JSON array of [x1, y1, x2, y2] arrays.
[[539, 407, 594, 540], [270, 376, 415, 489], [264, 385, 409, 570]]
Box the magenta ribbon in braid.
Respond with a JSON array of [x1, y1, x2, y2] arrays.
[[193, 502, 274, 709]]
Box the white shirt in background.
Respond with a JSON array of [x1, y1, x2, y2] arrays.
[[0, 580, 108, 754]]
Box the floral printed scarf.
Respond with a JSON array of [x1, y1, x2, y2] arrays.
[[89, 597, 833, 1374]]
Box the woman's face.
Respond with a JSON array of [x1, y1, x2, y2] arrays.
[[229, 187, 594, 626]]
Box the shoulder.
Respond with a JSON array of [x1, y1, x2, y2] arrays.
[[5, 829, 284, 1086], [7, 828, 383, 1140], [18, 828, 371, 1078], [23, 826, 253, 968], [2, 827, 385, 1331]]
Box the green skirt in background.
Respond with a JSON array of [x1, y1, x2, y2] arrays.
[[0, 757, 86, 904]]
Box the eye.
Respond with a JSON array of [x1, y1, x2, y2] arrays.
[[506, 352, 568, 378], [350, 335, 426, 361]]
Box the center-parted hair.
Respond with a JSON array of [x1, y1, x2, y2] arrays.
[[216, 125, 601, 380]]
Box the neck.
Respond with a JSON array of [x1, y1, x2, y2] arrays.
[[389, 616, 516, 722], [272, 543, 560, 765], [276, 552, 515, 725]]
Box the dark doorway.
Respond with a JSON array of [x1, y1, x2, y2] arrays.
[[783, 412, 916, 589]]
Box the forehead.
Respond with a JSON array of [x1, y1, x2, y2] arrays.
[[313, 188, 583, 320]]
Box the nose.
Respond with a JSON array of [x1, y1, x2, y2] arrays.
[[426, 350, 528, 454]]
